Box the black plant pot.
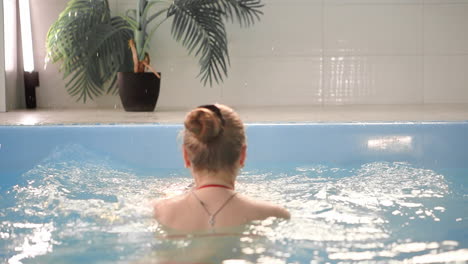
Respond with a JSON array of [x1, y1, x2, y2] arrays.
[[118, 72, 161, 112]]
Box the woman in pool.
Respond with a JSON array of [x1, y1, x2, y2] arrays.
[[153, 104, 290, 232]]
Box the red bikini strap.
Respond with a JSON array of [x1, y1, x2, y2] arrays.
[[196, 184, 233, 190]]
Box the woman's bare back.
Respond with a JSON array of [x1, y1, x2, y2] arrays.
[[154, 188, 290, 232]]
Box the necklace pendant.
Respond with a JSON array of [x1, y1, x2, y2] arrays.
[[209, 217, 215, 226]]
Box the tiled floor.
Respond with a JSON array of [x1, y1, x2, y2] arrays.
[[1, 104, 468, 125]]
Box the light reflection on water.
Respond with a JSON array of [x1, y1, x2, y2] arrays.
[[0, 144, 467, 264]]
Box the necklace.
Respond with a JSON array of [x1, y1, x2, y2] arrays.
[[191, 189, 237, 227]]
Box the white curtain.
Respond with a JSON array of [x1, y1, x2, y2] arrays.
[[0, 1, 6, 112], [1, 0, 22, 112]]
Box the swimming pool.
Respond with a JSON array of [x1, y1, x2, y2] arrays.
[[1, 122, 467, 263]]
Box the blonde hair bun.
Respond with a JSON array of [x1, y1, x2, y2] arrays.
[[184, 108, 222, 143]]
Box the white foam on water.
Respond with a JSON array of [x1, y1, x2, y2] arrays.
[[407, 249, 468, 263], [0, 146, 466, 264]]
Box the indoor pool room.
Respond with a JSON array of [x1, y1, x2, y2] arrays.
[[1, 1, 468, 264]]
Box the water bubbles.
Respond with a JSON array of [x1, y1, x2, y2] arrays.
[[241, 247, 255, 255], [6, 222, 55, 264], [1, 159, 466, 263], [380, 200, 393, 207], [0, 232, 9, 239], [392, 210, 402, 216]]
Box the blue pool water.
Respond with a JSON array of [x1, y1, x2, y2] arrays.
[[0, 123, 467, 263]]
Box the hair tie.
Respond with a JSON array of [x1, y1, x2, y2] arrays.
[[198, 104, 226, 126]]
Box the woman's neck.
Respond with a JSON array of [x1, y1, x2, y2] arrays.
[[192, 170, 236, 190]]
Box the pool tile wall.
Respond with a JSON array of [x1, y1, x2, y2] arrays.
[[1, 123, 467, 184], [11, 0, 467, 109]]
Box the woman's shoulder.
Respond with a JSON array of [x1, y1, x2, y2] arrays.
[[153, 194, 188, 221], [235, 194, 291, 220]]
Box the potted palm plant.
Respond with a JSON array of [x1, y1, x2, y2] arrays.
[[46, 0, 263, 111]]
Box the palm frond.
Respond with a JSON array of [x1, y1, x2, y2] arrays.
[[217, 0, 264, 27], [125, 9, 137, 20], [168, 0, 229, 86], [47, 0, 264, 99], [167, 0, 263, 85], [46, 0, 132, 102], [120, 15, 139, 31]]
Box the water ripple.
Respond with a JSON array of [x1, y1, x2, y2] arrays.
[[0, 145, 466, 263]]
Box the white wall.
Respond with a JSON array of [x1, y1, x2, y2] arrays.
[[28, 0, 468, 109]]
